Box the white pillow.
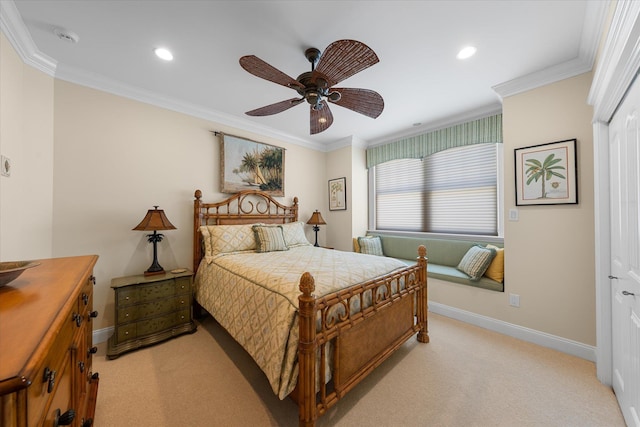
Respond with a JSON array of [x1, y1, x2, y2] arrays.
[[281, 221, 311, 247], [199, 224, 259, 256]]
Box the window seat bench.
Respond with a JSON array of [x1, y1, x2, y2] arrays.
[[359, 234, 504, 292]]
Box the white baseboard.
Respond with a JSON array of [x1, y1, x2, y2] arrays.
[[93, 304, 596, 362], [429, 302, 596, 362], [93, 326, 114, 345]]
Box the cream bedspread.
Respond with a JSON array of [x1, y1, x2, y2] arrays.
[[194, 246, 407, 399]]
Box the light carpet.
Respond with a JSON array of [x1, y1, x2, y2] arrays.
[[93, 313, 624, 426]]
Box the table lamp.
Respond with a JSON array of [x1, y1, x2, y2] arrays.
[[306, 210, 326, 247], [133, 206, 176, 276]]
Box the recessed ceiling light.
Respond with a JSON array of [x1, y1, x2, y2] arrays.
[[457, 46, 477, 60], [154, 47, 173, 61]]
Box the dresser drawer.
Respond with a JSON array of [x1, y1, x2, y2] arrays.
[[116, 295, 190, 324], [26, 314, 74, 426]]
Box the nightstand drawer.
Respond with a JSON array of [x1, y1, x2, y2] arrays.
[[136, 308, 191, 337], [117, 323, 137, 342], [117, 295, 191, 324]]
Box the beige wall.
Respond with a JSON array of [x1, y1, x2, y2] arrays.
[[324, 143, 369, 252], [0, 32, 599, 346], [49, 80, 326, 330], [428, 72, 596, 346], [0, 33, 54, 260]]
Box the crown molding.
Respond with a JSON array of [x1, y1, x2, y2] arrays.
[[55, 64, 324, 151], [588, 0, 640, 122], [493, 0, 608, 100], [0, 0, 56, 76]]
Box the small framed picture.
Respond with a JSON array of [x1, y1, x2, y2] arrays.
[[328, 177, 347, 211], [514, 138, 578, 206]]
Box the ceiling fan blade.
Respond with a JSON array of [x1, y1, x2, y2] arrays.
[[310, 102, 333, 134], [328, 88, 384, 119], [246, 98, 304, 116], [240, 55, 304, 90], [312, 40, 379, 87]]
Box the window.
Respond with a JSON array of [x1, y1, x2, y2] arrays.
[[373, 143, 500, 236]]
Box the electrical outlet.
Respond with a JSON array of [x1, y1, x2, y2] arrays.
[[509, 293, 520, 307], [1, 155, 11, 177]]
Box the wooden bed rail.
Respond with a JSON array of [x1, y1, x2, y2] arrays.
[[297, 245, 428, 427]]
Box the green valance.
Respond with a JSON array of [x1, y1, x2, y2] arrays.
[[366, 113, 502, 168]]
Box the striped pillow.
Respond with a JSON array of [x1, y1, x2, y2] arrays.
[[252, 225, 288, 253], [457, 245, 496, 281], [358, 236, 384, 256]]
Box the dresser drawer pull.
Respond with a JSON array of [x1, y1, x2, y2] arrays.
[[43, 367, 56, 393], [53, 408, 76, 426], [90, 275, 96, 285], [82, 293, 89, 305], [73, 313, 83, 327], [87, 346, 98, 357], [89, 310, 99, 319], [79, 361, 85, 373]]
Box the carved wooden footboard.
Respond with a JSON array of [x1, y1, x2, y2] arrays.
[[192, 189, 428, 427], [296, 246, 428, 426]]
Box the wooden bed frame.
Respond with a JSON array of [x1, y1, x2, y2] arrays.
[[193, 189, 429, 427]]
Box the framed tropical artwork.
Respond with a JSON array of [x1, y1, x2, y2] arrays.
[[219, 132, 285, 196], [328, 177, 347, 211], [514, 138, 578, 206]]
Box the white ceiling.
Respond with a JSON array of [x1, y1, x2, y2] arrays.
[[2, 1, 607, 151]]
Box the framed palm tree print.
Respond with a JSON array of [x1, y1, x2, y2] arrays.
[[515, 138, 577, 206], [219, 132, 285, 196]]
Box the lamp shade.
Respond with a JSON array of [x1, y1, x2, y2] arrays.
[[306, 210, 326, 226], [133, 206, 176, 231]]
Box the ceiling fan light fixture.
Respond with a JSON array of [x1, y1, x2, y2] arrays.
[[327, 91, 341, 102]]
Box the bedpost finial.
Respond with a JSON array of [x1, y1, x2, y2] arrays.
[[293, 196, 299, 206], [195, 189, 202, 200], [299, 272, 315, 296], [418, 245, 427, 258]]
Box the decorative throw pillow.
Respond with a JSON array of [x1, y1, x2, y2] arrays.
[[252, 225, 289, 253], [457, 245, 496, 281], [353, 237, 361, 253], [281, 221, 311, 247], [200, 224, 258, 256], [483, 244, 504, 283], [358, 236, 384, 256]]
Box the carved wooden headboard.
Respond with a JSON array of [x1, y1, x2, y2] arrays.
[[193, 189, 299, 273]]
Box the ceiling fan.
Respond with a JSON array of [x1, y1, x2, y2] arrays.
[[239, 39, 384, 135]]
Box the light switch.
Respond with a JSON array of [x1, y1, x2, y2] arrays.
[[508, 208, 518, 221]]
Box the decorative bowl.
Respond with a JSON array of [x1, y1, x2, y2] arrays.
[[0, 261, 40, 287]]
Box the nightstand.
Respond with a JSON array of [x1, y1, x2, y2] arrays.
[[107, 270, 196, 359]]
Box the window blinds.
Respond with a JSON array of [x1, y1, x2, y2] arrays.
[[375, 143, 498, 235]]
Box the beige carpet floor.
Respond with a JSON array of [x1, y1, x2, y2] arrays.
[[93, 313, 624, 427]]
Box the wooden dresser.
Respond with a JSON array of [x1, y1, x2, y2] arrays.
[[0, 255, 99, 427]]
